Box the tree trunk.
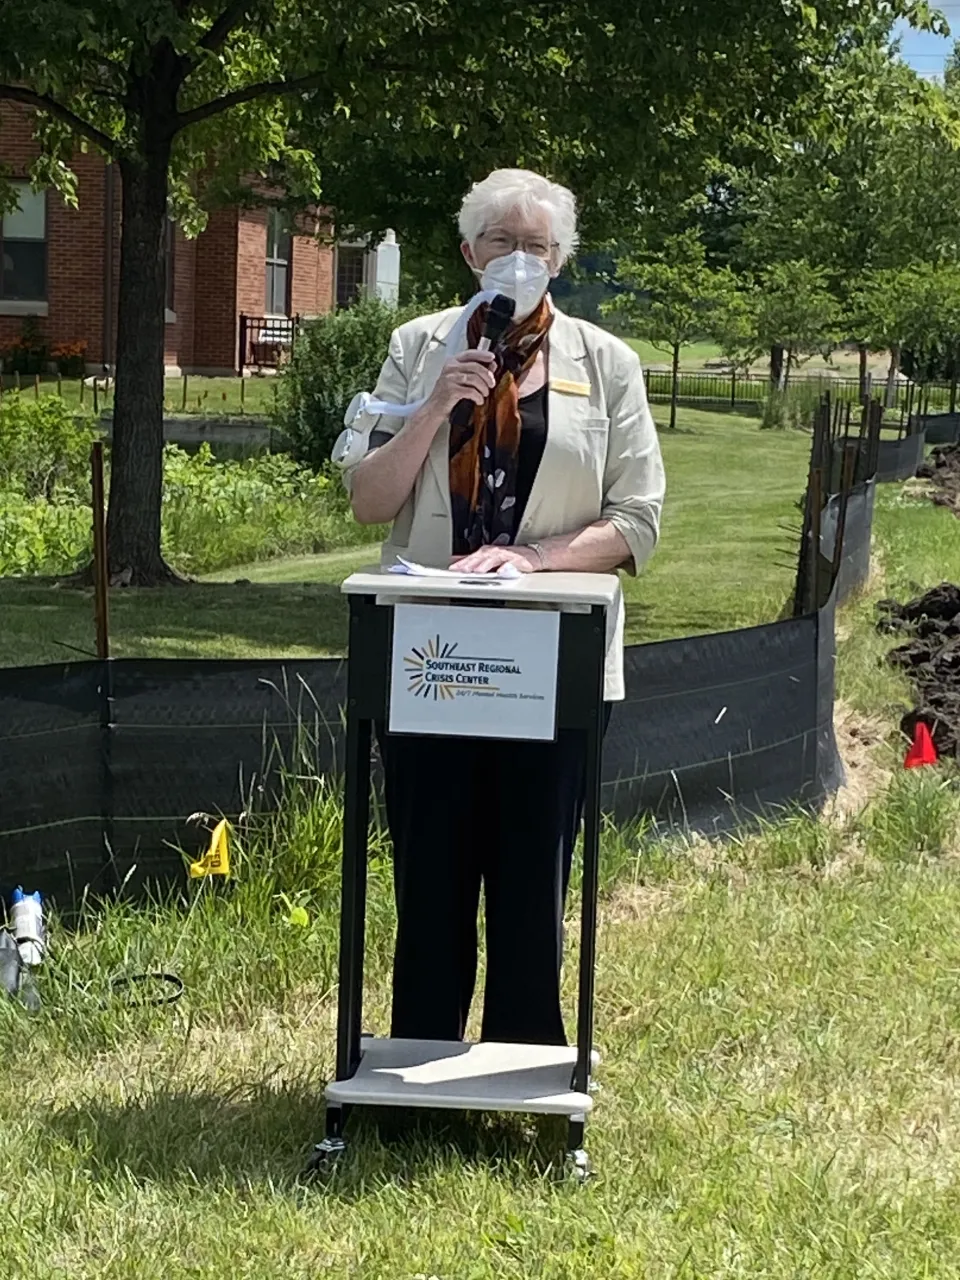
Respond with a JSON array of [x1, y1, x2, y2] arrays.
[[770, 343, 784, 389], [858, 343, 869, 402], [670, 341, 680, 431], [107, 146, 178, 583], [780, 347, 792, 392], [885, 343, 901, 410]]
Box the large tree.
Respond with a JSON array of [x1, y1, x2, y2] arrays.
[[0, 0, 944, 581]]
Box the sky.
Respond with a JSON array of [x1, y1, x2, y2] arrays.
[[893, 6, 959, 78]]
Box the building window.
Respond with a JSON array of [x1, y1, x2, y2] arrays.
[[0, 182, 46, 301], [336, 246, 367, 309], [164, 218, 176, 314], [265, 210, 292, 315]]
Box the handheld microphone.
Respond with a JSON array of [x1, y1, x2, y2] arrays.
[[449, 293, 516, 429]]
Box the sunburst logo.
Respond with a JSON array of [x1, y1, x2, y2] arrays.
[[404, 635, 459, 700]]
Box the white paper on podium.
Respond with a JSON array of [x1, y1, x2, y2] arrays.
[[388, 556, 522, 583], [389, 602, 559, 739]]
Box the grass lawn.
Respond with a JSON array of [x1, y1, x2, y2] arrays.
[[0, 408, 810, 666], [0, 372, 280, 418], [622, 338, 898, 380], [624, 337, 726, 369], [3, 454, 960, 1273]]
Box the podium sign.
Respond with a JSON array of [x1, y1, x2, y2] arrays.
[[389, 602, 560, 740]]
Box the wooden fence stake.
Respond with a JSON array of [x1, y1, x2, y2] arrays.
[[91, 441, 110, 660]]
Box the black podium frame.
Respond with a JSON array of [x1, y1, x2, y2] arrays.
[[316, 588, 608, 1172]]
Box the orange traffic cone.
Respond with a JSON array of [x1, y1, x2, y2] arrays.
[[904, 722, 938, 769]]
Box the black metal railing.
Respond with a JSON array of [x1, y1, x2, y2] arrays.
[[238, 314, 300, 372], [643, 368, 958, 414]]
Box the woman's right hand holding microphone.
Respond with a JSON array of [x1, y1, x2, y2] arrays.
[[423, 350, 498, 421]]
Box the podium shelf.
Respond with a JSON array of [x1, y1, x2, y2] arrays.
[[324, 1037, 598, 1117]]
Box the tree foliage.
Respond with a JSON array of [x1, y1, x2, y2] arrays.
[[754, 262, 839, 388], [603, 231, 739, 428], [732, 45, 960, 286], [0, 0, 946, 576]]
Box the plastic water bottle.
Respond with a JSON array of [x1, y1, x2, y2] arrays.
[[11, 889, 44, 968], [0, 930, 20, 997]]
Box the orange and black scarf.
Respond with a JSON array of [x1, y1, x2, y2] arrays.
[[449, 298, 554, 555]]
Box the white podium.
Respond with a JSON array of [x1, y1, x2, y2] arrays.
[[309, 569, 619, 1180]]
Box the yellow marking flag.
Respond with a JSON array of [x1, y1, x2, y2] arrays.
[[189, 818, 231, 879]]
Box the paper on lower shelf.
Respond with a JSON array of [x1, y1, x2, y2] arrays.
[[388, 556, 522, 582]]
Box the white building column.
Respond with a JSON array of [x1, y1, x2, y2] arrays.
[[371, 229, 400, 307]]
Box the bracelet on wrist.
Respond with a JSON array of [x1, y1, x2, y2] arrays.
[[527, 541, 547, 571]]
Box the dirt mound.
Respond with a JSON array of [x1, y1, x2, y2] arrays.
[[917, 442, 960, 512], [877, 585, 960, 757]]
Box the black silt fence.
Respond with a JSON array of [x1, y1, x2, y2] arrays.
[[819, 481, 875, 605], [916, 413, 960, 446], [603, 594, 842, 834], [876, 428, 926, 482], [0, 596, 844, 906], [0, 661, 346, 903]]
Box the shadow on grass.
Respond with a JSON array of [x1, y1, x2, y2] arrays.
[[43, 1086, 569, 1193], [0, 579, 351, 666]]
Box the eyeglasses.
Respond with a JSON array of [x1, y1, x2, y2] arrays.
[[478, 230, 559, 260]]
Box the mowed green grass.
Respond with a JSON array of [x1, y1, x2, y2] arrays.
[[7, 792, 960, 1279], [0, 409, 809, 666], [621, 337, 895, 378], [4, 419, 960, 1275], [624, 337, 725, 368], [0, 373, 280, 418]]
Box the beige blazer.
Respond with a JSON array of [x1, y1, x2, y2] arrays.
[[339, 304, 666, 700]]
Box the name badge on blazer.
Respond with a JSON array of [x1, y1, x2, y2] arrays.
[[551, 378, 591, 397]]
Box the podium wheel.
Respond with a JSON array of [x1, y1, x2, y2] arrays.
[[564, 1146, 593, 1185], [301, 1136, 346, 1180]]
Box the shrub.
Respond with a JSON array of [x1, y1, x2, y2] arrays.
[[760, 382, 822, 431], [0, 393, 97, 499], [274, 295, 447, 468], [160, 443, 383, 575], [0, 438, 383, 579], [1, 317, 49, 376], [50, 341, 88, 378], [0, 489, 90, 576]]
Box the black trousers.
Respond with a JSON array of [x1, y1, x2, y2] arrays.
[[378, 714, 608, 1047]]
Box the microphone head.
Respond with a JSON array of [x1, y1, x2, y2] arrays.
[[483, 293, 516, 345]]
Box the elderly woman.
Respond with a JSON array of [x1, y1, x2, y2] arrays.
[[337, 168, 665, 1048]]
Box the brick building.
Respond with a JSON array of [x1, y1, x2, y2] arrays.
[[0, 104, 399, 375]]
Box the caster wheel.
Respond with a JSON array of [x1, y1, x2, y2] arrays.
[[301, 1136, 346, 1180], [565, 1147, 593, 1185]]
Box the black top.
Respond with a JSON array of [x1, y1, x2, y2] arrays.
[[514, 384, 547, 536]]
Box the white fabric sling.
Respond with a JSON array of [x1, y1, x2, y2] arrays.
[[331, 292, 498, 467]]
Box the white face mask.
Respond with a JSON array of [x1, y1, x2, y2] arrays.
[[475, 251, 551, 321]]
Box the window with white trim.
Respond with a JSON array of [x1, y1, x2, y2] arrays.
[[1, 183, 46, 302], [265, 210, 292, 315], [336, 245, 366, 309]]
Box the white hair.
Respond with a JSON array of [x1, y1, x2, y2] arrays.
[[457, 168, 579, 264]]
